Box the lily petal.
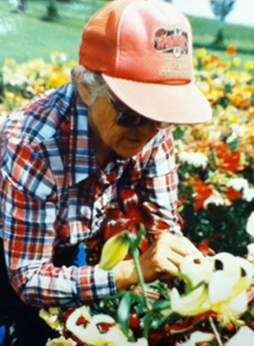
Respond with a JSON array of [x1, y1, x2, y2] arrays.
[[247, 243, 254, 263], [65, 306, 147, 346], [225, 326, 254, 346], [180, 331, 214, 346], [209, 271, 233, 304], [171, 285, 210, 316], [228, 291, 248, 315], [246, 212, 254, 238], [66, 307, 112, 345], [235, 256, 254, 285], [46, 336, 77, 346], [213, 253, 241, 286], [99, 231, 131, 270]]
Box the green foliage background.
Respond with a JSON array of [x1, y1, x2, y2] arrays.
[[0, 0, 254, 64]]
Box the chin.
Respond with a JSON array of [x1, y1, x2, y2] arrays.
[[115, 147, 142, 158]]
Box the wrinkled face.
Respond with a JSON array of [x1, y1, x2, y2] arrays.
[[88, 94, 159, 158]]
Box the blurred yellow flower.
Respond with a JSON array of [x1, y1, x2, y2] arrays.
[[196, 48, 207, 58], [244, 61, 254, 72], [232, 58, 241, 67], [4, 58, 16, 67]]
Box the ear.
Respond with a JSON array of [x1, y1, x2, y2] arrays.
[[71, 65, 93, 105]]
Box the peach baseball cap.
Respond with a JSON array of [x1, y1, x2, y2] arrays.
[[79, 0, 212, 124]]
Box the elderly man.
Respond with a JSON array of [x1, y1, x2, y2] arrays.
[[0, 0, 211, 345]]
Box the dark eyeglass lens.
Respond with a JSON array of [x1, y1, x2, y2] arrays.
[[116, 110, 147, 128]]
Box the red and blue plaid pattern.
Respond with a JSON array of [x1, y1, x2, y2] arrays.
[[0, 83, 181, 307]]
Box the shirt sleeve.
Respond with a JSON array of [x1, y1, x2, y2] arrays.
[[137, 129, 182, 235], [0, 137, 116, 308]]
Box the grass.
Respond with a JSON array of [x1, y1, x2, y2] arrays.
[[189, 15, 254, 63], [0, 0, 254, 64], [0, 0, 105, 63]]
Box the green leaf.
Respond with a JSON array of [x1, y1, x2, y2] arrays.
[[143, 311, 152, 339], [129, 291, 146, 308], [117, 292, 132, 337], [152, 300, 171, 311]]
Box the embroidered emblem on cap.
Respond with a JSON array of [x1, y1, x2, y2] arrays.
[[154, 25, 188, 58]]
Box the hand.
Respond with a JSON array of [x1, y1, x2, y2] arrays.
[[114, 232, 201, 291]]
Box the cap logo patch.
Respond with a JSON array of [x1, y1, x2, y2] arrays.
[[154, 25, 188, 58]]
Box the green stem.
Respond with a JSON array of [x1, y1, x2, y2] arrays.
[[209, 317, 223, 346], [143, 310, 152, 339], [132, 248, 152, 311]]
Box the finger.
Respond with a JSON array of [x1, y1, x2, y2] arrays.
[[166, 251, 185, 267], [155, 252, 181, 274], [159, 233, 202, 257], [173, 244, 202, 257], [160, 260, 179, 274]]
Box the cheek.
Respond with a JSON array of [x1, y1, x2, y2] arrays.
[[93, 109, 127, 145], [103, 127, 127, 147]]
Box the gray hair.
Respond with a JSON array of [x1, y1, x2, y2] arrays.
[[71, 65, 107, 105]]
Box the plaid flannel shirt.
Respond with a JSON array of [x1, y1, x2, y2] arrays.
[[0, 83, 181, 308]]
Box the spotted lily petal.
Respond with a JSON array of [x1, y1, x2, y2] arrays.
[[213, 253, 241, 286], [235, 256, 254, 285], [66, 306, 148, 346]]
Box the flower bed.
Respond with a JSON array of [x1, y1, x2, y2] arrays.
[[39, 217, 254, 346], [1, 48, 254, 255], [175, 48, 254, 256], [1, 48, 254, 345]]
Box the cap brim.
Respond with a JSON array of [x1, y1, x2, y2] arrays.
[[102, 75, 212, 125]]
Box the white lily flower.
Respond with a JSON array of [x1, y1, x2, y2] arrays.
[[180, 331, 214, 346], [171, 285, 210, 316], [247, 243, 254, 263], [244, 188, 254, 202], [39, 308, 63, 332], [225, 326, 254, 346], [226, 178, 248, 193], [178, 152, 208, 169], [171, 252, 253, 325], [46, 336, 77, 346], [246, 212, 254, 237], [66, 306, 148, 346], [203, 194, 225, 208], [227, 291, 248, 316]]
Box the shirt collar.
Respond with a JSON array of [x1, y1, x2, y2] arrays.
[[68, 85, 135, 186], [68, 88, 96, 185]]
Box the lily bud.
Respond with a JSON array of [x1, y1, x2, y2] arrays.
[[99, 231, 131, 270]]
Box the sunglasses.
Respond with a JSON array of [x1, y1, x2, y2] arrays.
[[106, 92, 173, 131]]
